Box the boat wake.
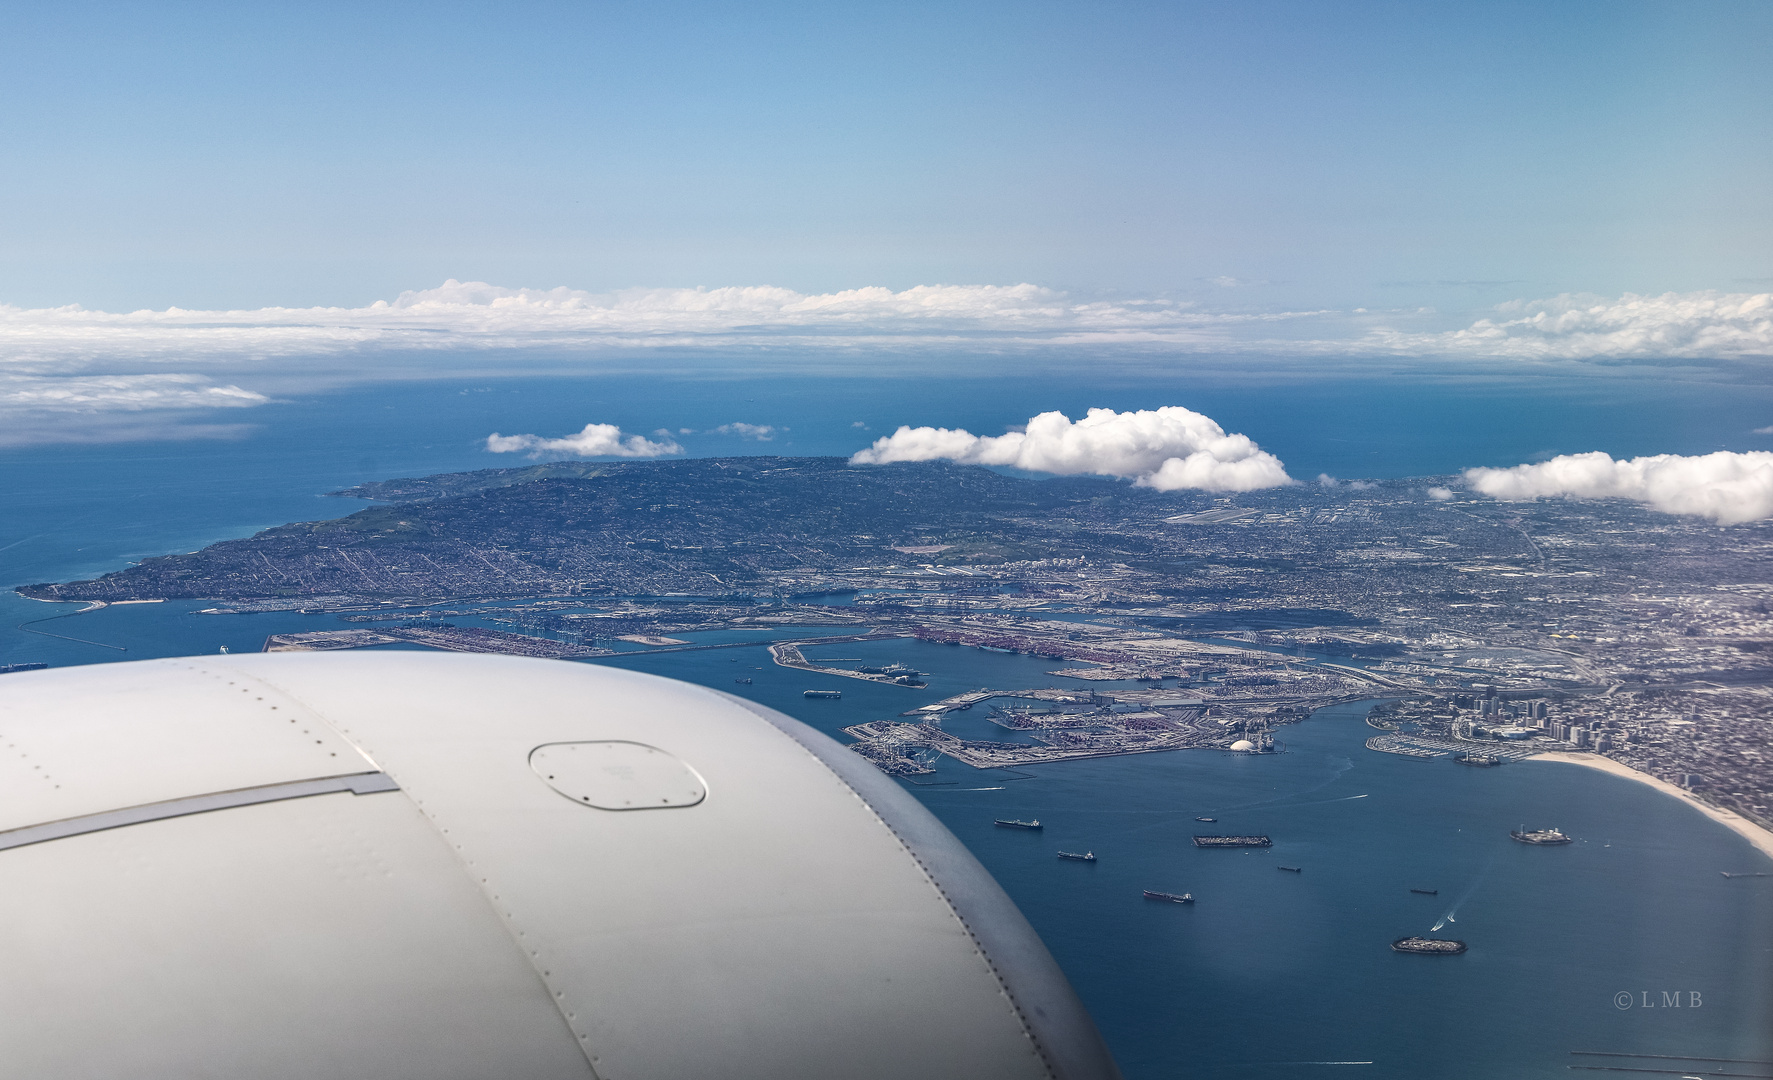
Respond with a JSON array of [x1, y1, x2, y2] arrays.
[[1433, 856, 1496, 931]]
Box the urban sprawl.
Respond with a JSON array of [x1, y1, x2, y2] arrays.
[[20, 456, 1770, 831]]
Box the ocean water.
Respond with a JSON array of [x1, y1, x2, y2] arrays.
[[4, 371, 1772, 1076]]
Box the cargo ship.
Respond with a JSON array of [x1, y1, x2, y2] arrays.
[[995, 819, 1043, 830], [803, 689, 842, 699], [734, 677, 752, 684], [1410, 888, 1439, 895], [1195, 816, 1216, 822], [1510, 827, 1572, 845], [1143, 890, 1193, 904], [1277, 865, 1302, 873], [1058, 851, 1097, 862], [1392, 937, 1466, 955], [1192, 835, 1271, 848]]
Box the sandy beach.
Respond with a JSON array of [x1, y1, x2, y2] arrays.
[[1528, 751, 1773, 861]]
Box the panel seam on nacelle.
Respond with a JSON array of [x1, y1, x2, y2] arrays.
[[0, 772, 399, 852], [223, 660, 609, 1080]]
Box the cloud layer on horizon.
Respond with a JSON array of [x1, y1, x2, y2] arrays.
[[5, 281, 1770, 446], [850, 406, 1293, 492], [1374, 291, 1773, 361], [1464, 450, 1773, 524], [4, 282, 1766, 373], [0, 279, 1297, 367]]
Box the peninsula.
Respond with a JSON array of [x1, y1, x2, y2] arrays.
[[17, 456, 1771, 837]]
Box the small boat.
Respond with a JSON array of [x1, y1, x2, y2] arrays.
[[1277, 865, 1302, 873], [995, 819, 1043, 830], [1058, 851, 1097, 862], [1143, 890, 1193, 903], [1410, 888, 1439, 895], [1195, 816, 1216, 822]]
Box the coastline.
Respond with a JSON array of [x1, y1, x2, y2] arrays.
[[1528, 751, 1773, 861]]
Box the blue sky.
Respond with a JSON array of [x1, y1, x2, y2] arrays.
[[2, 0, 1771, 461], [2, 0, 1767, 313]]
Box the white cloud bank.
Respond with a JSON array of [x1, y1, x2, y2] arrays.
[[1372, 291, 1773, 361], [486, 423, 683, 459], [0, 374, 270, 446], [2, 284, 1766, 373], [5, 282, 1769, 447], [1464, 451, 1773, 524], [850, 406, 1293, 492], [0, 279, 1308, 367], [0, 373, 266, 412]]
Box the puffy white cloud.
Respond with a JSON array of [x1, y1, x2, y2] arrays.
[[849, 406, 1293, 492], [1426, 486, 1455, 500], [713, 422, 776, 440], [485, 423, 683, 459], [1370, 291, 1773, 361], [1464, 450, 1773, 524]]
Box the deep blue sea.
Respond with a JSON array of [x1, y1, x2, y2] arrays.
[[4, 370, 1772, 1077]]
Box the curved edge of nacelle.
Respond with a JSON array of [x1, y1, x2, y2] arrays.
[[0, 653, 1121, 1080]]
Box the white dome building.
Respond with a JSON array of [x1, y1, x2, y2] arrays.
[[0, 653, 1119, 1080], [1228, 739, 1256, 752]]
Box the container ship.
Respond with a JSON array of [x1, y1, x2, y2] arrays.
[[803, 689, 842, 700], [1392, 937, 1466, 955], [995, 819, 1042, 830], [1510, 827, 1572, 845], [1192, 835, 1271, 848], [1143, 890, 1193, 904]]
